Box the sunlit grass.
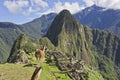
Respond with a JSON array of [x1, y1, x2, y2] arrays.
[[0, 62, 71, 80], [0, 63, 34, 80]]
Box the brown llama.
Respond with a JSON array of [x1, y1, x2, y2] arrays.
[[35, 46, 46, 61]]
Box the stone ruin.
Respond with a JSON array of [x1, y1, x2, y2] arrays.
[[47, 51, 88, 80]]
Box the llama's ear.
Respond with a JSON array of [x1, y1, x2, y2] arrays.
[[45, 46, 47, 50], [43, 46, 47, 51]]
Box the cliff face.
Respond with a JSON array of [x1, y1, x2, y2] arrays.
[[91, 29, 120, 65], [83, 27, 120, 64]]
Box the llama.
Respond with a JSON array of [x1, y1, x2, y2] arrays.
[[35, 46, 47, 62], [31, 66, 42, 80]]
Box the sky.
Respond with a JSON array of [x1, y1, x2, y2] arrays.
[[1, 0, 120, 24]]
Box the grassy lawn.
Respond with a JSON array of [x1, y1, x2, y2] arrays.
[[0, 62, 71, 80]]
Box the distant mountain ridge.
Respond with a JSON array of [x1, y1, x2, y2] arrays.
[[74, 5, 120, 36]]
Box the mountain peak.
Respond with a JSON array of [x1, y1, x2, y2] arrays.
[[80, 4, 105, 13], [55, 9, 74, 22], [58, 9, 71, 17], [46, 9, 80, 46], [91, 4, 98, 8], [89, 4, 105, 11]]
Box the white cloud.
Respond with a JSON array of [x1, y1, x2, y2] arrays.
[[96, 0, 120, 9], [54, 2, 84, 14], [3, 0, 48, 15], [38, 0, 120, 16], [40, 1, 84, 15], [4, 0, 120, 17], [31, 0, 48, 8], [82, 0, 94, 7], [82, 0, 120, 9], [4, 0, 29, 13], [22, 6, 38, 16]]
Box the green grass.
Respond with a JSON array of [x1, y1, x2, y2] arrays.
[[40, 62, 71, 80], [0, 62, 71, 80], [0, 63, 34, 80]]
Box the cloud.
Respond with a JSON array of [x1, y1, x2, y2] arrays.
[[4, 0, 29, 13], [3, 0, 48, 15], [40, 0, 120, 16], [31, 0, 48, 8], [96, 0, 120, 9], [22, 6, 38, 16], [40, 1, 84, 15], [4, 0, 120, 17], [82, 0, 120, 9], [82, 0, 94, 7], [55, 2, 83, 14]]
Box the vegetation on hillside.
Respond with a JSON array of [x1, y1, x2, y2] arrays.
[[0, 13, 56, 62], [0, 38, 9, 63]]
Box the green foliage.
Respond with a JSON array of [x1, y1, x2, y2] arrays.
[[27, 52, 36, 64], [0, 38, 9, 63], [0, 26, 21, 62], [98, 56, 117, 80], [8, 34, 36, 63], [22, 42, 35, 54], [39, 37, 55, 50], [91, 48, 118, 80], [84, 65, 103, 80]]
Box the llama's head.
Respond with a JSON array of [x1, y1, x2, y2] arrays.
[[42, 46, 47, 51]]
